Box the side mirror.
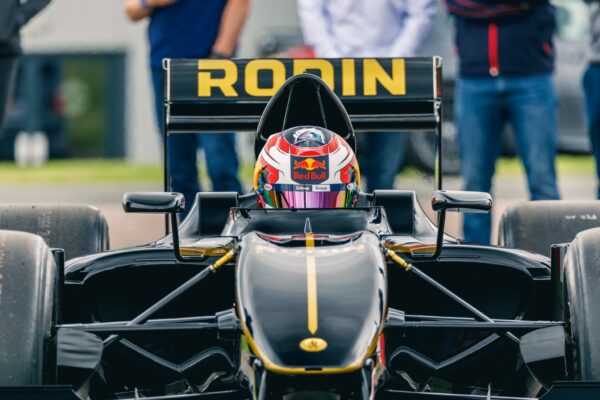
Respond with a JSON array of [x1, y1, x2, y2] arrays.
[[124, 192, 191, 262], [123, 192, 185, 214], [431, 190, 492, 214], [415, 191, 492, 261]]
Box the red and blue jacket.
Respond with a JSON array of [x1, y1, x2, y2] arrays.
[[444, 0, 556, 77]]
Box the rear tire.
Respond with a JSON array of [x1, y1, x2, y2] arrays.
[[498, 201, 600, 256], [563, 228, 600, 379], [0, 204, 109, 259], [0, 230, 58, 384]]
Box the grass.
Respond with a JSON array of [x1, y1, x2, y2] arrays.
[[0, 159, 162, 184], [496, 155, 594, 177], [0, 155, 594, 185]]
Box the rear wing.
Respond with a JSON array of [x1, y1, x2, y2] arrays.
[[164, 57, 442, 133], [162, 57, 444, 193]]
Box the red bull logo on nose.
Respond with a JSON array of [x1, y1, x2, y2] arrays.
[[291, 155, 329, 184]]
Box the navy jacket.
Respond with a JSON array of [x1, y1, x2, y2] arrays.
[[148, 0, 226, 69], [445, 0, 556, 77]]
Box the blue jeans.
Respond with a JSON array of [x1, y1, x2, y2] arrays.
[[361, 132, 407, 191], [583, 64, 600, 198], [456, 75, 560, 244], [151, 68, 241, 215]]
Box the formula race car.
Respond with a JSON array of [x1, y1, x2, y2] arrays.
[[1, 57, 600, 400]]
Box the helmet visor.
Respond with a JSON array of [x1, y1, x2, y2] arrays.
[[261, 184, 356, 209]]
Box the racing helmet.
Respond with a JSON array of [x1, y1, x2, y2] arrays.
[[254, 126, 360, 208]]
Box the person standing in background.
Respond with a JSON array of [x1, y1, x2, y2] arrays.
[[0, 0, 52, 136], [125, 0, 249, 217], [297, 0, 437, 191], [583, 0, 600, 198], [445, 0, 560, 245]]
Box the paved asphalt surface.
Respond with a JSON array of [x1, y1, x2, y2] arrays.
[[0, 171, 596, 250]]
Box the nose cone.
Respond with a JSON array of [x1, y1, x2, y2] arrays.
[[236, 232, 387, 374]]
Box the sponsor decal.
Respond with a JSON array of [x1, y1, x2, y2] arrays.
[[313, 185, 330, 192], [299, 337, 328, 352], [263, 183, 273, 191], [291, 155, 328, 184], [295, 185, 311, 191], [196, 58, 407, 98]]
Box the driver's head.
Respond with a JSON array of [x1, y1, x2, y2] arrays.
[[254, 127, 360, 208]]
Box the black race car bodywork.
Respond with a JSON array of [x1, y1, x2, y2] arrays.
[[60, 193, 561, 399], [59, 163, 582, 399], [1, 57, 599, 400]]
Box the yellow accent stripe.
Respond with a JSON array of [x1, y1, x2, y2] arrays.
[[386, 249, 413, 271], [305, 233, 318, 335], [307, 255, 318, 334], [253, 162, 262, 190], [209, 248, 237, 272], [305, 232, 315, 248], [179, 246, 230, 257], [383, 243, 437, 254]]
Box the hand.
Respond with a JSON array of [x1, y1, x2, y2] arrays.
[[209, 50, 232, 59], [145, 0, 178, 7], [125, 0, 175, 21], [211, 0, 250, 59]]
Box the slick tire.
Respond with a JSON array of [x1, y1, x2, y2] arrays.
[[0, 230, 58, 385], [0, 204, 109, 260], [497, 201, 600, 256], [563, 228, 600, 379]]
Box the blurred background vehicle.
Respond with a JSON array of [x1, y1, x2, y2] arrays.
[[254, 0, 590, 175]]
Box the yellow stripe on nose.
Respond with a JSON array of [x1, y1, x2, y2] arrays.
[[305, 233, 318, 335]]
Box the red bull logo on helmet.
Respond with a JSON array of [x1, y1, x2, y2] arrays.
[[291, 155, 328, 184], [293, 158, 326, 171]]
